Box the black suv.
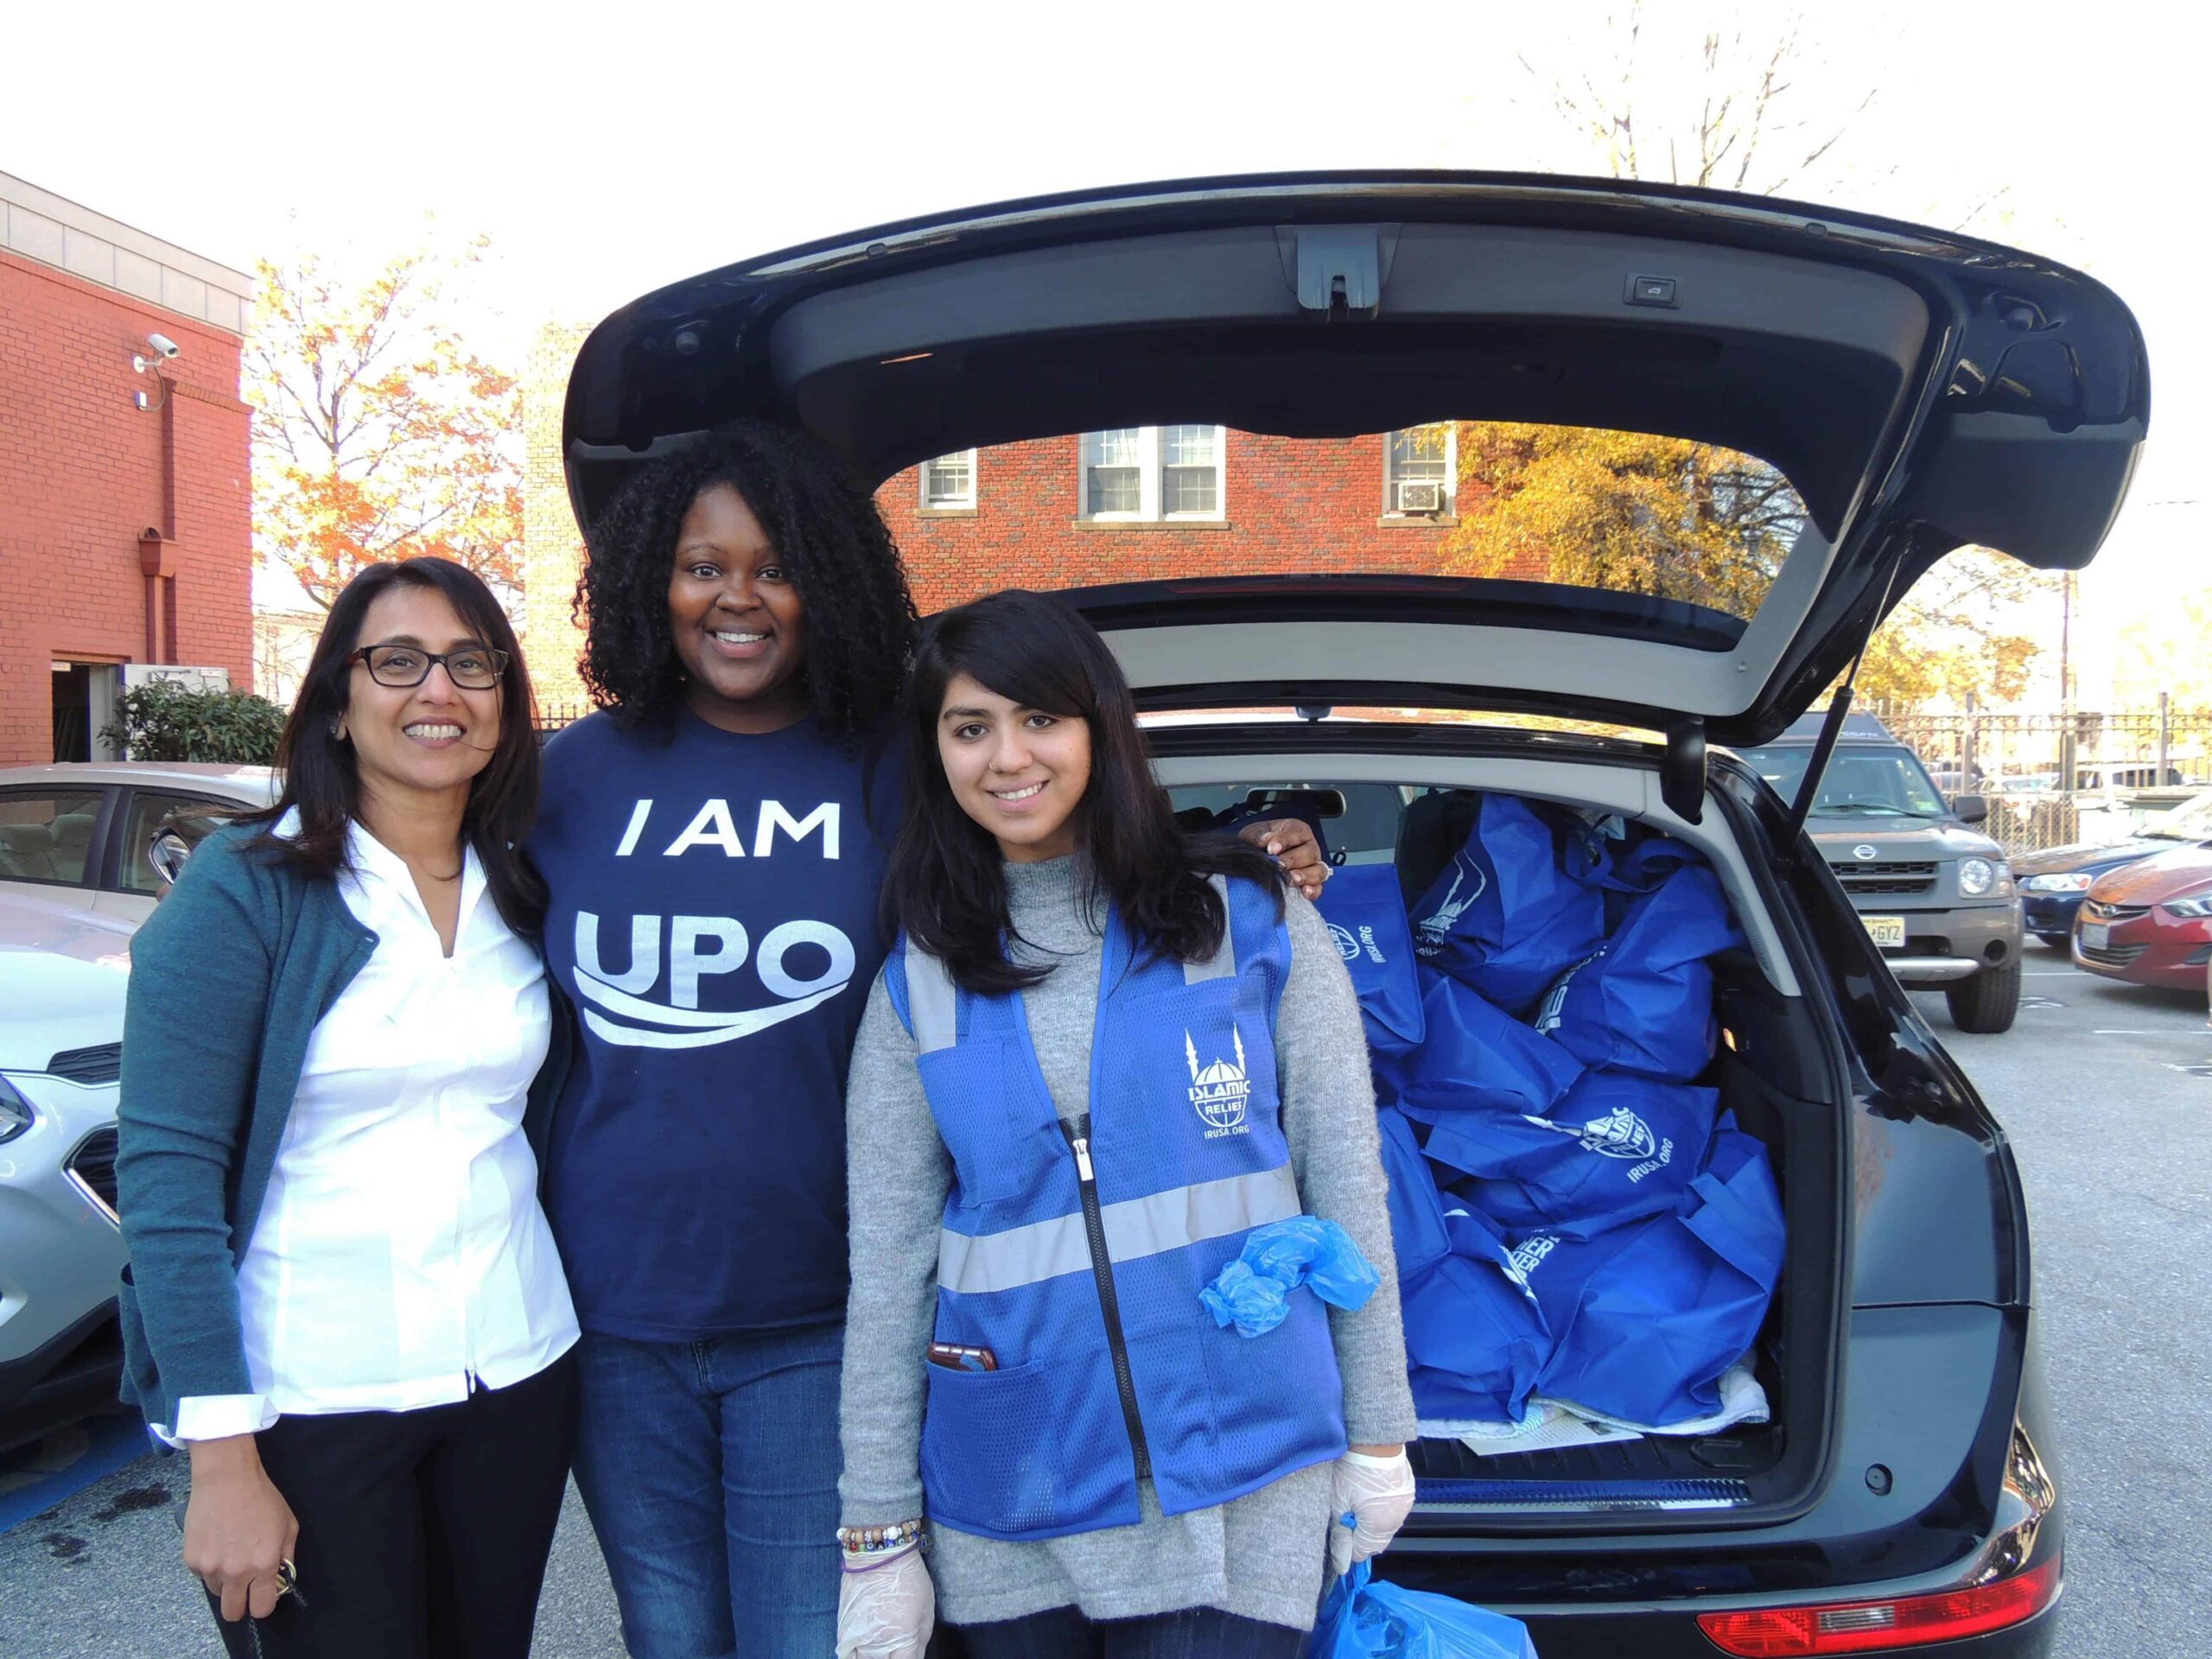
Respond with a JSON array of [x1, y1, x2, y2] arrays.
[[565, 175, 2145, 1656]]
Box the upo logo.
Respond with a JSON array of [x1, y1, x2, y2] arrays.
[[1329, 922, 1361, 962], [1186, 1027, 1253, 1138]]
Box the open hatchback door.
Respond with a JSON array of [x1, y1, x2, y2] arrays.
[[566, 171, 2147, 750], [564, 177, 2136, 1643]]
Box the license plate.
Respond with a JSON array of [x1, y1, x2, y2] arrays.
[[2082, 920, 2111, 950], [1862, 914, 1907, 949]]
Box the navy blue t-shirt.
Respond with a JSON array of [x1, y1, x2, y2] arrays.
[[533, 709, 899, 1338]]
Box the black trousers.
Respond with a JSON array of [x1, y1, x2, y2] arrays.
[[954, 1606, 1310, 1659], [204, 1352, 578, 1659]]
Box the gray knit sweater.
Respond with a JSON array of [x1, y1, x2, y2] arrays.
[[839, 856, 1417, 1631]]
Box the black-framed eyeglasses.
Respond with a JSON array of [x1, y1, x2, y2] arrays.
[[347, 643, 510, 690]]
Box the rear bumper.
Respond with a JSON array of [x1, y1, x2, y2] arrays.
[[1509, 1592, 2058, 1657]]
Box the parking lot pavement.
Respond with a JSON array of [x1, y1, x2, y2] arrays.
[[1909, 951, 2212, 1659], [1, 953, 2204, 1657]]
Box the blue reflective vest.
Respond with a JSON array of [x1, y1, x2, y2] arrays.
[[882, 875, 1348, 1541]]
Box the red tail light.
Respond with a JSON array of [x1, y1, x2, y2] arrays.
[[1696, 1553, 2062, 1656]]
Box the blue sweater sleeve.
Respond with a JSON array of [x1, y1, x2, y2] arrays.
[[115, 836, 276, 1407]]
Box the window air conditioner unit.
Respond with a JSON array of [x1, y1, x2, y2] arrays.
[[1395, 480, 1443, 514]]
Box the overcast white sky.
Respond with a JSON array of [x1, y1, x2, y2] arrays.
[[8, 0, 2203, 701]]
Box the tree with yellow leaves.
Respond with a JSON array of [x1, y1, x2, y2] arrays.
[[248, 238, 522, 610], [1440, 423, 1802, 619]]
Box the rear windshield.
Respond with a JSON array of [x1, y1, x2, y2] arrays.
[[887, 423, 1806, 626], [1736, 744, 1951, 819]]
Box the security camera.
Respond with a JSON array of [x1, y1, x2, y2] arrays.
[[147, 333, 181, 359]]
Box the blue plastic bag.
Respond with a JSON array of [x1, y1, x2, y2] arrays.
[[1400, 1206, 1551, 1427], [1519, 1117, 1785, 1427], [1199, 1217, 1380, 1338], [1311, 1560, 1540, 1659], [1428, 1072, 1719, 1239], [1386, 970, 1583, 1125], [1315, 864, 1427, 1056], [1408, 794, 1607, 1016], [1535, 860, 1744, 1081]]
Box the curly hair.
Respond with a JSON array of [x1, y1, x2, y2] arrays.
[[573, 423, 919, 738]]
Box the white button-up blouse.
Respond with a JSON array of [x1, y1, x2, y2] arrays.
[[162, 818, 579, 1440]]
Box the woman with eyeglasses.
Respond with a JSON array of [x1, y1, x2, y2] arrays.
[[116, 557, 580, 1659]]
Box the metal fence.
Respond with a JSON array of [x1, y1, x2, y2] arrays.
[[1875, 699, 2212, 855]]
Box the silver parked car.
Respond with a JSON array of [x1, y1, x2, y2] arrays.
[[0, 764, 276, 1443], [0, 891, 135, 1444], [0, 761, 279, 925]]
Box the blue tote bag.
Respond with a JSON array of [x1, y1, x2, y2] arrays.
[[1424, 1071, 1719, 1239], [1520, 1119, 1785, 1427], [1315, 863, 1426, 1057], [1386, 970, 1584, 1125], [1535, 860, 1745, 1081], [1400, 1208, 1551, 1427], [1408, 793, 1607, 1016], [1375, 1106, 1453, 1279]]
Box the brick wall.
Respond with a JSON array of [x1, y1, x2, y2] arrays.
[[0, 248, 250, 762], [876, 430, 1495, 614]]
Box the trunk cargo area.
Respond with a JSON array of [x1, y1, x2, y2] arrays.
[[1166, 755, 1843, 1531]]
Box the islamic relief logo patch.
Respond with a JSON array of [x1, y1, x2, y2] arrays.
[[1186, 1027, 1253, 1137]]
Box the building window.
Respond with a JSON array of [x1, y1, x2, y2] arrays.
[[1081, 426, 1226, 521], [920, 450, 976, 509], [1384, 424, 1455, 517]]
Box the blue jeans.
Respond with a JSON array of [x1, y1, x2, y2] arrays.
[[572, 1322, 842, 1659]]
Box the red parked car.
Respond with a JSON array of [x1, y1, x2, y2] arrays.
[[2071, 842, 2212, 990]]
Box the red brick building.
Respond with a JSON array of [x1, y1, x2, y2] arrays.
[[0, 171, 254, 762]]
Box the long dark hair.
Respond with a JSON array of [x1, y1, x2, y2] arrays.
[[574, 423, 918, 737], [247, 557, 548, 938], [886, 589, 1281, 995]]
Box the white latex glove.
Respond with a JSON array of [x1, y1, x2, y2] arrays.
[[836, 1541, 936, 1659], [1327, 1446, 1416, 1576]]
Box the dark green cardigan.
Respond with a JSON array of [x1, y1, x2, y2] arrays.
[[114, 823, 569, 1431]]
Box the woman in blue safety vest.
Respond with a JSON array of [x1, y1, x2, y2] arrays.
[[835, 589, 1419, 1659]]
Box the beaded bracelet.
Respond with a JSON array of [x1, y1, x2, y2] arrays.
[[836, 1519, 925, 1555]]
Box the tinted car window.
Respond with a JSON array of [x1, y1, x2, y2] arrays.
[[1738, 746, 1949, 818], [0, 790, 104, 885], [117, 791, 245, 894], [890, 424, 1808, 629]]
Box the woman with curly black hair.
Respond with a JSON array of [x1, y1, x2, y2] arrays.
[[531, 423, 1329, 1659], [528, 423, 921, 1659]]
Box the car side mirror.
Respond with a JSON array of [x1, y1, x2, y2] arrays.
[[148, 827, 194, 888], [1951, 793, 1989, 824]]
